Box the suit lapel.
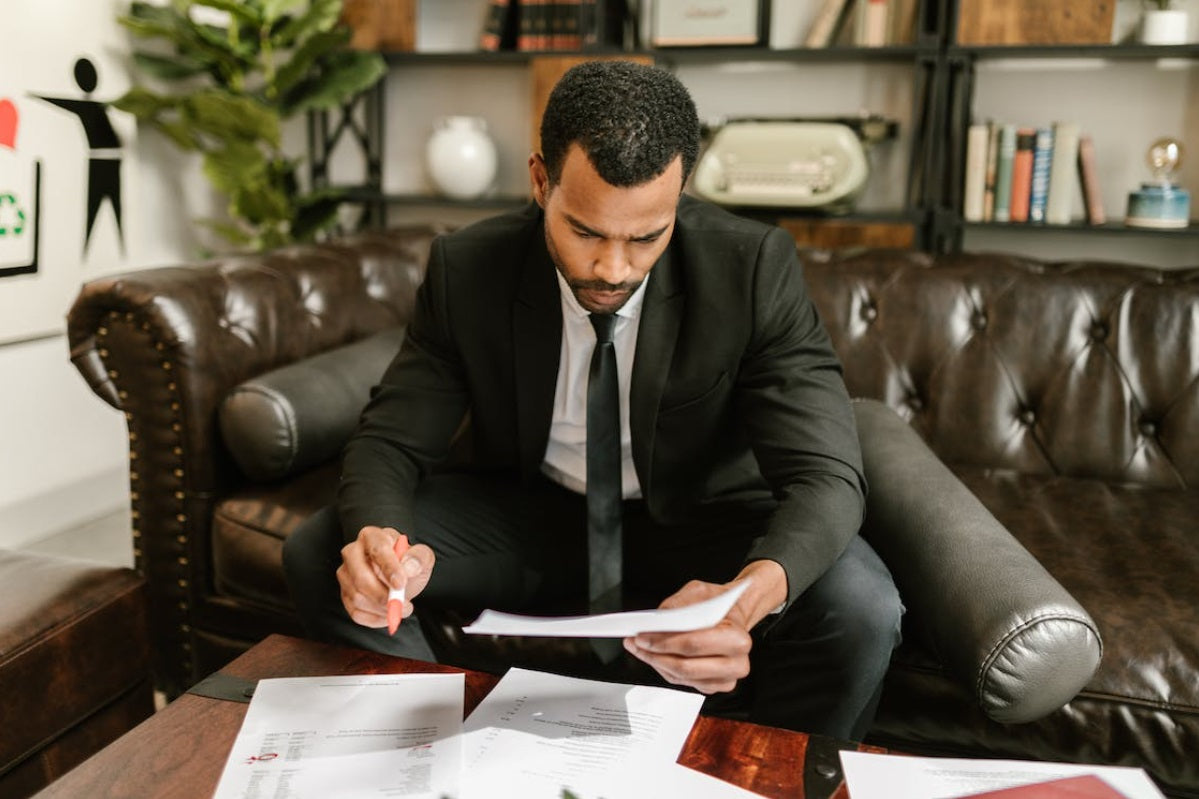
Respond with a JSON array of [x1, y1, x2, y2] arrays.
[[631, 242, 683, 499], [513, 226, 563, 481]]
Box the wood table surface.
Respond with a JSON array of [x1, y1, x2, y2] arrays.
[[35, 634, 880, 798]]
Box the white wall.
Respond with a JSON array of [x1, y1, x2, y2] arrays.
[[0, 0, 209, 548]]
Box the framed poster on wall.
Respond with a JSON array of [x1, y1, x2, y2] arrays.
[[0, 0, 138, 346]]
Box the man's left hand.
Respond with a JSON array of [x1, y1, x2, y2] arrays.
[[623, 580, 754, 694], [622, 559, 788, 695]]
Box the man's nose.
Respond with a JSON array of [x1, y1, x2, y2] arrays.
[[593, 240, 632, 285]]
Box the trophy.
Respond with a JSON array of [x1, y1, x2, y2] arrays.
[[1125, 137, 1191, 229]]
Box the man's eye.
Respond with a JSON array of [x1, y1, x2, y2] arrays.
[[574, 229, 596, 239], [633, 235, 660, 244]]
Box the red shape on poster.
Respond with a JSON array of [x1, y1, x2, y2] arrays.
[[0, 99, 17, 149]]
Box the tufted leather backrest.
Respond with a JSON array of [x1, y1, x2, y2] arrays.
[[802, 250, 1199, 489]]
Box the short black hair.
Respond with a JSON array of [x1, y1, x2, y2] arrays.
[[540, 60, 700, 189]]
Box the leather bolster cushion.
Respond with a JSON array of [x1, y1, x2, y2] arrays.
[[219, 327, 406, 482], [851, 399, 1103, 724]]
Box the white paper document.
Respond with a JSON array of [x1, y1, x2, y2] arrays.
[[839, 751, 1166, 799], [212, 673, 464, 799], [459, 666, 705, 798], [462, 580, 750, 637]]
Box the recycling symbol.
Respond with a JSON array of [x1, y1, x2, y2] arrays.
[[0, 193, 27, 237]]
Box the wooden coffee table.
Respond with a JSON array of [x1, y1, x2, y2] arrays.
[[35, 634, 882, 798]]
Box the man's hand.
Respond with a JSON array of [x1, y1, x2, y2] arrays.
[[622, 559, 787, 695], [337, 525, 435, 629]]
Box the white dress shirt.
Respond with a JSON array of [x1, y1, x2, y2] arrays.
[[540, 268, 647, 499]]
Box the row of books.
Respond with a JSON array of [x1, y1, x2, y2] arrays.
[[962, 120, 1105, 226], [804, 0, 919, 48], [480, 0, 602, 52]]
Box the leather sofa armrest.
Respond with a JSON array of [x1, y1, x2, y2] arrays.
[[852, 398, 1103, 723], [64, 226, 445, 696]]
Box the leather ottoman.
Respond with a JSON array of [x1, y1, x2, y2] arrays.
[[0, 550, 154, 798]]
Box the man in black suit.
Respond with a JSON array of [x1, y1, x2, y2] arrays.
[[285, 60, 901, 741]]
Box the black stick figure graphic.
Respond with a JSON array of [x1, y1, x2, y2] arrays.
[[33, 57, 124, 255]]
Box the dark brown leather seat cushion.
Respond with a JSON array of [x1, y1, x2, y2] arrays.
[[874, 466, 1199, 796], [0, 551, 154, 797], [212, 463, 338, 611]]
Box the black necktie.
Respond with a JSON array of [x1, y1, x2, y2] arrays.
[[587, 313, 623, 623]]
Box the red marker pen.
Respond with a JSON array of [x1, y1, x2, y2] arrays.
[[387, 534, 410, 635]]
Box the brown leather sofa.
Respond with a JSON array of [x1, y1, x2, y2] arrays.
[[66, 228, 1197, 797]]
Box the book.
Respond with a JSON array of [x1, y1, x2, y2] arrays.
[[992, 123, 1017, 223], [1077, 133, 1106, 226], [982, 121, 1000, 221], [548, 1, 584, 50], [1028, 126, 1054, 224], [856, 0, 890, 46], [962, 122, 990, 222], [889, 0, 919, 44], [805, 0, 854, 48], [517, 0, 543, 51], [1046, 121, 1080, 225], [479, 0, 517, 51], [1009, 128, 1036, 223]]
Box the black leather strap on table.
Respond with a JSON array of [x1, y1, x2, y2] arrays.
[[186, 672, 257, 703]]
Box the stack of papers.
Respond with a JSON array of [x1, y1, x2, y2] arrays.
[[212, 667, 766, 798]]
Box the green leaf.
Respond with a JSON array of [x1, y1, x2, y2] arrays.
[[275, 0, 343, 46], [185, 90, 280, 147], [281, 51, 385, 115], [118, 2, 191, 43], [273, 28, 346, 95], [197, 217, 257, 246], [262, 0, 307, 25], [110, 86, 176, 119], [291, 189, 344, 241], [186, 15, 256, 63], [154, 119, 203, 151], [232, 181, 292, 227], [202, 142, 268, 196], [132, 51, 209, 81], [190, 0, 263, 26]]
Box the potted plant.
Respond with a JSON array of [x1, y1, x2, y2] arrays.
[[112, 0, 387, 252], [1140, 0, 1190, 45]]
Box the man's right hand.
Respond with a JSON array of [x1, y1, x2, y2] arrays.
[[337, 525, 435, 629]]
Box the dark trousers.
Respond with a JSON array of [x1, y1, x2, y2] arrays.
[[283, 472, 903, 741]]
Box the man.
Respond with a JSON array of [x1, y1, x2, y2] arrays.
[[284, 60, 902, 741]]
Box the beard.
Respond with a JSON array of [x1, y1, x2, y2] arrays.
[[544, 226, 643, 315]]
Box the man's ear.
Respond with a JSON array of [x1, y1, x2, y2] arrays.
[[529, 153, 550, 208]]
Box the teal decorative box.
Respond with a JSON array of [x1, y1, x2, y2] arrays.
[[1126, 183, 1191, 229]]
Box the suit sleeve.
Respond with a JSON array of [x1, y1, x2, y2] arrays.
[[337, 236, 471, 543], [738, 228, 867, 608]]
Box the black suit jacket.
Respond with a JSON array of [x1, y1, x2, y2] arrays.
[[340, 196, 865, 605]]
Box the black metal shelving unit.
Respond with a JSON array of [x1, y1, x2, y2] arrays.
[[938, 33, 1198, 252], [309, 1, 1196, 254]]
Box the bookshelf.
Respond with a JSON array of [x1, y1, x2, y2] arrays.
[[940, 9, 1199, 263], [311, 0, 1197, 263]]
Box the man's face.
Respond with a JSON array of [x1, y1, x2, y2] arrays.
[[530, 144, 682, 315]]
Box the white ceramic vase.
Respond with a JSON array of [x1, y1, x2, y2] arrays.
[[1140, 9, 1189, 45], [425, 116, 498, 200]]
